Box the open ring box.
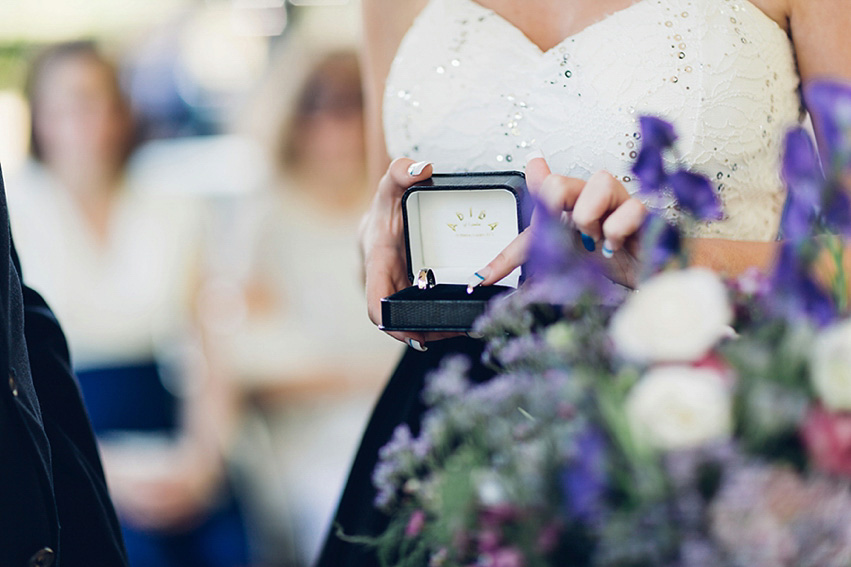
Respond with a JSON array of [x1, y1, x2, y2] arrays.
[[380, 171, 530, 332]]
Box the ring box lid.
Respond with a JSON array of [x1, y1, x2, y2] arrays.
[[402, 171, 529, 287]]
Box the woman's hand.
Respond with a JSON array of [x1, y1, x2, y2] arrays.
[[468, 155, 648, 290], [100, 440, 222, 532], [362, 158, 459, 349]]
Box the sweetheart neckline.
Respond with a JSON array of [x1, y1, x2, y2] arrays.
[[461, 0, 785, 56], [461, 0, 649, 55]]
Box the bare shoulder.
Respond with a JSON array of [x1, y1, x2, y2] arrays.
[[744, 0, 851, 82], [362, 0, 429, 86], [786, 0, 851, 81], [361, 0, 429, 183], [744, 0, 790, 31], [362, 0, 428, 47]]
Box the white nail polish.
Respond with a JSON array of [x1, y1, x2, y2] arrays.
[[465, 271, 487, 294], [602, 239, 615, 259], [408, 161, 431, 176], [524, 148, 545, 165], [408, 338, 428, 352]]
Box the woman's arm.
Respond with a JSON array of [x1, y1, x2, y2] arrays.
[[788, 0, 851, 83], [685, 239, 777, 276], [689, 0, 851, 279], [361, 0, 428, 186]]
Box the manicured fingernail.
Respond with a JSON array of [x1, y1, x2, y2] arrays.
[[602, 239, 614, 259], [466, 330, 484, 339], [408, 161, 431, 176], [580, 232, 596, 252], [465, 267, 491, 294], [524, 148, 545, 165], [408, 338, 428, 352]]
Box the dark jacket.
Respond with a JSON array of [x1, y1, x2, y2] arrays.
[[0, 166, 128, 567]]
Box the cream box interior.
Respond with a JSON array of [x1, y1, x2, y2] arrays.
[[403, 174, 526, 287]]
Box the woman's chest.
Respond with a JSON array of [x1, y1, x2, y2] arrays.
[[384, 0, 799, 179], [470, 0, 787, 50]]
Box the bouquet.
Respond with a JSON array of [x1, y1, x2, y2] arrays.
[[366, 80, 851, 567]]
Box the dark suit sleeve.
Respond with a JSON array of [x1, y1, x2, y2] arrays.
[[14, 241, 128, 566]]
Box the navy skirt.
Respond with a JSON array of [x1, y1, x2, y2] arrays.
[[76, 362, 250, 567], [76, 362, 178, 436], [315, 337, 496, 567]]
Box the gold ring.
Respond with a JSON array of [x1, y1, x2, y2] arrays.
[[416, 268, 436, 290]]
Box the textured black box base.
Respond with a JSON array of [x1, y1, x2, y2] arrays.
[[380, 284, 511, 331]]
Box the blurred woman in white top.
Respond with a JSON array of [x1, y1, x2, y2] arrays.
[[8, 41, 249, 567], [224, 43, 401, 566]]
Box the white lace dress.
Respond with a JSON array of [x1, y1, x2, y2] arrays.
[[384, 0, 802, 241]]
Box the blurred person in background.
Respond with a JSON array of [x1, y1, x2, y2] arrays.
[[7, 41, 251, 567], [222, 45, 401, 566]]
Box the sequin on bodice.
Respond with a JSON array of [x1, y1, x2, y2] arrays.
[[384, 0, 802, 240]]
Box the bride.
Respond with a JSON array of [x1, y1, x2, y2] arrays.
[[318, 0, 851, 565]]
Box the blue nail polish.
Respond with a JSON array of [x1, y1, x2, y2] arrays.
[[580, 233, 596, 252]]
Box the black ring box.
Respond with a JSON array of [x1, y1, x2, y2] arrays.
[[380, 171, 530, 332]]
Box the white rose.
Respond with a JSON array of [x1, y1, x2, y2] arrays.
[[626, 365, 733, 451], [474, 470, 508, 506], [610, 268, 733, 363], [810, 318, 851, 411]]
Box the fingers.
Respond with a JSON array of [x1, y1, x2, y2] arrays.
[[365, 158, 434, 345], [571, 170, 632, 243], [524, 152, 551, 193], [467, 228, 534, 288], [601, 197, 648, 256], [364, 248, 419, 344], [375, 158, 433, 206], [466, 168, 584, 290], [537, 173, 586, 214]]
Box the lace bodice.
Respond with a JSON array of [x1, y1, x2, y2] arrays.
[[384, 0, 802, 240]]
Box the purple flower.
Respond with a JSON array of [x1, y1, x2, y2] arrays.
[[780, 191, 817, 242], [824, 189, 851, 236], [423, 355, 471, 405], [639, 115, 678, 150], [526, 201, 575, 278], [493, 335, 550, 367], [668, 170, 723, 221], [770, 241, 836, 326], [526, 203, 611, 302], [633, 117, 675, 195], [633, 145, 668, 193], [781, 128, 824, 240], [379, 424, 414, 461], [783, 128, 824, 207], [639, 212, 681, 275], [804, 79, 851, 171], [560, 427, 607, 523], [780, 126, 851, 237]]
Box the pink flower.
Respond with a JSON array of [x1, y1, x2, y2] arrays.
[[535, 522, 561, 554], [477, 528, 501, 554], [694, 351, 736, 387], [801, 405, 851, 478], [491, 547, 525, 567], [405, 509, 426, 538], [479, 504, 518, 526]]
